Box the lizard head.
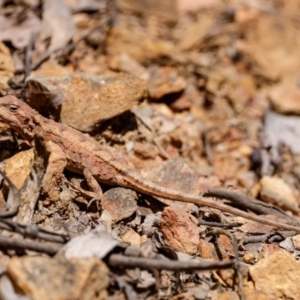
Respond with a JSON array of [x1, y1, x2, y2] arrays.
[[0, 95, 38, 140]]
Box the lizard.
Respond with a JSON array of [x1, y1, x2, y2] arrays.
[[0, 95, 300, 233]]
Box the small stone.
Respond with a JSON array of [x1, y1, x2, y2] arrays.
[[243, 252, 255, 264], [101, 187, 138, 223], [147, 158, 199, 211], [122, 228, 141, 247], [259, 176, 298, 212], [269, 82, 300, 115], [141, 213, 161, 237], [217, 235, 234, 255], [250, 250, 300, 299], [147, 66, 187, 99], [7, 256, 109, 300], [4, 149, 34, 190], [0, 42, 14, 89], [198, 239, 218, 260], [292, 234, 300, 251], [160, 206, 200, 255]]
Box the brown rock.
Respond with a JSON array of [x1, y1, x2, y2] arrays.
[[24, 70, 147, 132], [4, 149, 34, 190], [122, 228, 141, 247], [198, 239, 217, 260], [160, 206, 200, 255], [147, 158, 199, 211], [106, 27, 174, 64], [258, 176, 298, 212], [238, 218, 274, 234], [101, 187, 138, 222], [108, 53, 149, 81], [292, 234, 300, 251], [243, 17, 300, 79], [7, 256, 109, 300], [0, 42, 14, 90], [269, 82, 300, 115], [250, 250, 300, 299], [116, 0, 178, 21], [147, 66, 187, 100], [217, 235, 234, 255]]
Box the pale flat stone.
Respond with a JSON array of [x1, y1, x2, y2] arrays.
[[259, 176, 298, 212], [250, 250, 300, 299], [7, 256, 109, 300]]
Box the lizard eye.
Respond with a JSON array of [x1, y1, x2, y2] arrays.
[[9, 105, 18, 113]]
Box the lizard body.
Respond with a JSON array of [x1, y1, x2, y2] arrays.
[[0, 95, 300, 232]]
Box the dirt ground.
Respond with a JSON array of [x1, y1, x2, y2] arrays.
[[0, 0, 299, 299]]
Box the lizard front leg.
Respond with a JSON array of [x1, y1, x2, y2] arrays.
[[41, 140, 67, 202]]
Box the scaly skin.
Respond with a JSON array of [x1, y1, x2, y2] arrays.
[[0, 95, 300, 232]]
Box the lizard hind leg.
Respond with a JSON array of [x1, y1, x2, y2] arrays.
[[83, 168, 103, 195]]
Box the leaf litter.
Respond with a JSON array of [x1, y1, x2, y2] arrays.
[[0, 0, 299, 299]]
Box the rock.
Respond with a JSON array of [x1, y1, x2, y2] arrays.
[[243, 252, 255, 264], [292, 234, 300, 251], [101, 187, 138, 222], [160, 206, 200, 255], [24, 69, 147, 132], [108, 53, 149, 81], [147, 158, 199, 211], [4, 149, 34, 190], [269, 82, 300, 115], [0, 42, 14, 90], [122, 228, 142, 247], [141, 213, 161, 237], [7, 256, 109, 300], [116, 0, 178, 21], [250, 250, 300, 299], [238, 218, 275, 234], [106, 27, 174, 64], [258, 176, 298, 212], [198, 239, 218, 260], [147, 66, 187, 99]]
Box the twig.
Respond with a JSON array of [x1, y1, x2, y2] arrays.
[[0, 219, 69, 244], [108, 254, 234, 271], [244, 230, 296, 244], [0, 236, 62, 255], [15, 18, 113, 75], [198, 220, 241, 228], [207, 228, 245, 300], [203, 188, 299, 224]]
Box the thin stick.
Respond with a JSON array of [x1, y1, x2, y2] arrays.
[[108, 254, 234, 271]]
